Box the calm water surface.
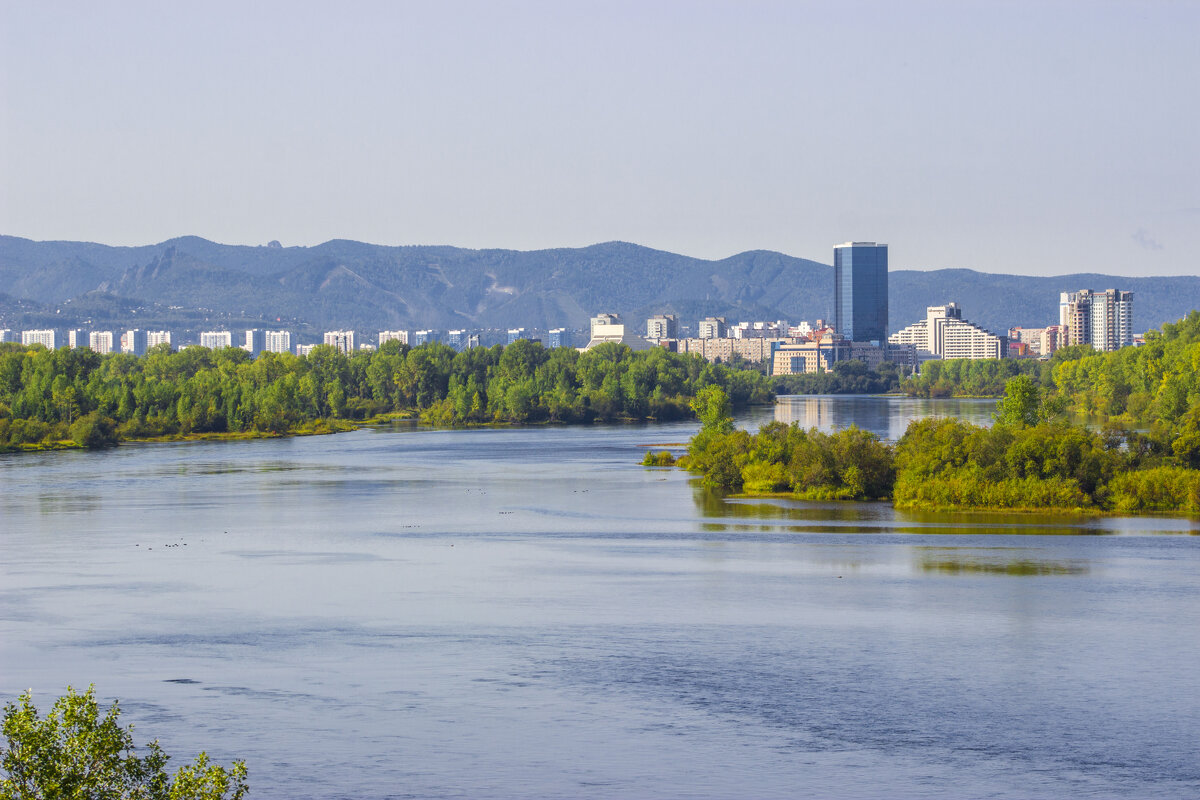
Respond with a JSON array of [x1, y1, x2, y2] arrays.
[[1, 397, 1198, 799]]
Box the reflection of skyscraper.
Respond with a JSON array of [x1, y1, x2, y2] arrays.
[[834, 242, 888, 343]]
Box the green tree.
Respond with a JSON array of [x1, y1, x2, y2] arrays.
[[994, 375, 1041, 427], [691, 385, 734, 433], [1, 686, 247, 799]]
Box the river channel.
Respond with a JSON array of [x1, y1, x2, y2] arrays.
[[1, 396, 1197, 798]]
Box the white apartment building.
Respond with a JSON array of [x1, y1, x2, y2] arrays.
[[324, 330, 355, 354], [21, 329, 56, 349], [379, 330, 409, 346], [67, 329, 88, 349], [889, 304, 1003, 360], [199, 330, 233, 349], [146, 330, 172, 349], [89, 331, 115, 354], [264, 330, 292, 353], [296, 344, 316, 356], [0, 330, 16, 343]]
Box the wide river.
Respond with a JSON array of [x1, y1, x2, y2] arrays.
[[2, 396, 1198, 799]]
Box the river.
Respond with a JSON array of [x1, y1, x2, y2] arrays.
[[1, 396, 1197, 798]]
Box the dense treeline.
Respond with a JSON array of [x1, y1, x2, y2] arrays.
[[0, 340, 772, 451], [677, 380, 1200, 514], [900, 355, 1051, 397], [772, 359, 901, 396]]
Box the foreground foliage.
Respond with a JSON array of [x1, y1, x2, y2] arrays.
[[681, 383, 1200, 514], [0, 339, 772, 451], [1, 686, 247, 799]]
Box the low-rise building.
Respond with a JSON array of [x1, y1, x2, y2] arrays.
[[769, 336, 887, 375], [296, 344, 316, 356], [676, 336, 786, 364]]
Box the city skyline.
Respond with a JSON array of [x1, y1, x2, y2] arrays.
[[2, 1, 1197, 277]]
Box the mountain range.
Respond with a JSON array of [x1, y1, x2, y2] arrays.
[[1, 235, 1196, 339]]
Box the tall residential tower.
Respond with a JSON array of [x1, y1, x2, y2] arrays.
[[833, 242, 888, 343]]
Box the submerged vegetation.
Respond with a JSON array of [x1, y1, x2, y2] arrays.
[[681, 318, 1200, 515], [0, 339, 772, 452]]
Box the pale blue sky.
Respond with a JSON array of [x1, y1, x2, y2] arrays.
[[2, 0, 1197, 275]]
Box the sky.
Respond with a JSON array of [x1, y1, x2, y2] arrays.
[[2, 0, 1197, 275]]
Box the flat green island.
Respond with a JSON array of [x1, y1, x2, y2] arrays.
[[670, 313, 1200, 516]]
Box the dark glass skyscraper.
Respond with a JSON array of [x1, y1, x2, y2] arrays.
[[834, 242, 888, 343]]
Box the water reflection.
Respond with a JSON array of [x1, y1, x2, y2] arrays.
[[772, 395, 997, 441], [698, 493, 1198, 537], [915, 547, 1089, 576]]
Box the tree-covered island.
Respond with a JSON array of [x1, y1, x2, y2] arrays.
[[669, 312, 1200, 515], [0, 339, 773, 452]]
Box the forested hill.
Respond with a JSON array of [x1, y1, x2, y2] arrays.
[[1, 235, 1195, 335]]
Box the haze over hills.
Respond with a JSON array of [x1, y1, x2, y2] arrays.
[[1, 235, 1195, 339]]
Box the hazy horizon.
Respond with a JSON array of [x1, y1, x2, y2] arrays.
[[3, 1, 1197, 276]]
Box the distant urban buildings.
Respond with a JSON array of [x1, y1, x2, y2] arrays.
[[21, 330, 55, 348], [295, 344, 315, 356], [0, 330, 15, 343], [90, 331, 115, 354], [146, 330, 172, 349], [889, 303, 1004, 360], [1060, 289, 1133, 352], [379, 330, 408, 347], [646, 314, 678, 340], [771, 335, 888, 376], [413, 330, 438, 346], [121, 329, 148, 356], [834, 241, 888, 344], [242, 329, 266, 356], [199, 331, 233, 349], [1008, 325, 1063, 357], [730, 320, 788, 339], [264, 330, 291, 353], [582, 314, 654, 351], [507, 327, 528, 345], [697, 317, 727, 339], [324, 330, 355, 354], [548, 328, 568, 348], [447, 330, 480, 350]]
